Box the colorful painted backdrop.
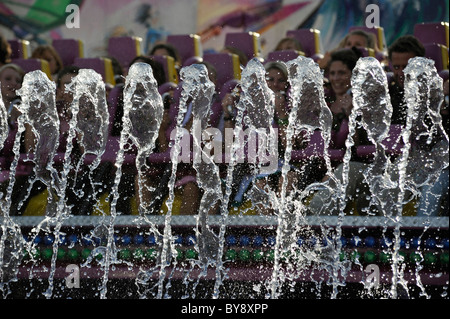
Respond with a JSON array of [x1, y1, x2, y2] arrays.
[[1, 0, 448, 59]]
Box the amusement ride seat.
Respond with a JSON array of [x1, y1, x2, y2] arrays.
[[285, 28, 324, 62], [202, 52, 241, 90], [224, 31, 262, 63], [53, 38, 84, 67], [73, 57, 116, 87], [265, 49, 305, 63], [150, 55, 179, 84], [166, 34, 203, 65], [107, 36, 143, 73], [11, 58, 51, 80], [7, 39, 30, 60]]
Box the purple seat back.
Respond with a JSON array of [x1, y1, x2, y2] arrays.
[[286, 29, 322, 57], [150, 55, 179, 84], [53, 38, 84, 67], [383, 124, 403, 153], [83, 136, 121, 165], [333, 119, 349, 150], [12, 58, 51, 79], [305, 130, 325, 155], [414, 22, 449, 47], [423, 43, 449, 72], [8, 39, 30, 59], [224, 32, 262, 62], [266, 50, 303, 63], [290, 128, 346, 162], [203, 52, 241, 89], [290, 130, 324, 161], [73, 57, 116, 86], [356, 124, 405, 158], [108, 36, 142, 71], [167, 34, 202, 64], [158, 81, 178, 96]]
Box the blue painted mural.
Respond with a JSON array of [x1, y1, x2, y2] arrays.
[[301, 0, 449, 51]]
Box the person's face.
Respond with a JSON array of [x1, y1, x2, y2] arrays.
[[152, 48, 170, 57], [266, 68, 287, 93], [391, 51, 416, 87], [329, 60, 352, 96], [278, 39, 298, 51], [0, 67, 22, 103], [42, 50, 59, 75], [344, 34, 368, 48]]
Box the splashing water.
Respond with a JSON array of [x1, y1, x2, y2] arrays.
[[129, 62, 164, 298], [175, 63, 222, 298], [7, 69, 109, 298], [212, 58, 278, 297], [351, 57, 395, 216], [51, 69, 109, 297], [188, 64, 220, 264], [0, 87, 23, 296], [389, 57, 448, 298], [17, 71, 60, 207], [63, 69, 109, 294], [101, 62, 164, 298], [0, 56, 448, 300], [13, 71, 61, 297], [350, 57, 396, 296], [0, 92, 7, 147], [67, 69, 109, 215], [70, 69, 109, 158], [269, 56, 337, 298]]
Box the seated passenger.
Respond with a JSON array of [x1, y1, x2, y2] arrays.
[[220, 61, 291, 214], [221, 46, 248, 67], [0, 63, 25, 126], [134, 61, 219, 215], [307, 48, 376, 216], [273, 37, 304, 52], [387, 35, 426, 126], [318, 30, 379, 70], [31, 45, 64, 81], [149, 42, 182, 73]]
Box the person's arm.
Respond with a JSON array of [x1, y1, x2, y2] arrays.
[[222, 92, 236, 129]]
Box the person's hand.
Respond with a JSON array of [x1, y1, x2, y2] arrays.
[[221, 92, 236, 117], [335, 93, 353, 117], [318, 51, 332, 70]]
